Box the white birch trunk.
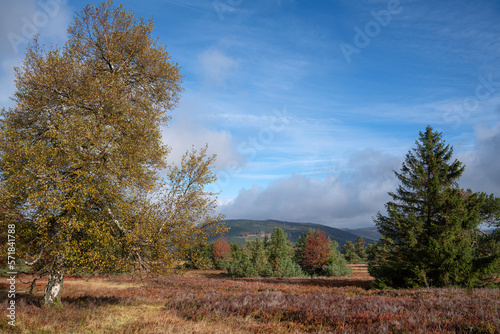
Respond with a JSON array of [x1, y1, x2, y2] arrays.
[[44, 269, 64, 306]]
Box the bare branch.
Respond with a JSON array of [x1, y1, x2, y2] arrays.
[[25, 245, 47, 266], [18, 271, 48, 294], [107, 207, 127, 234], [475, 229, 489, 236]]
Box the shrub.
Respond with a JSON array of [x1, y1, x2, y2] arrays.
[[326, 242, 351, 277], [227, 228, 305, 278], [212, 237, 232, 269], [227, 245, 260, 277], [296, 229, 351, 277], [301, 231, 331, 272]]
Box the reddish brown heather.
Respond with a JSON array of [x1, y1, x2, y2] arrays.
[[0, 270, 498, 333]]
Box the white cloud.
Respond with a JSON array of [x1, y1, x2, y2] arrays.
[[198, 48, 238, 86], [218, 122, 500, 229], [219, 149, 401, 228], [161, 109, 242, 170], [458, 121, 500, 195]]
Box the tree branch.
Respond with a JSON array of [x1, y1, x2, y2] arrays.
[[107, 207, 127, 234]]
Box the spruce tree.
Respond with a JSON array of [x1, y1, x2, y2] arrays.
[[354, 237, 367, 262], [227, 230, 304, 278], [248, 238, 273, 277], [370, 126, 491, 288], [341, 241, 360, 264], [294, 228, 313, 265], [268, 227, 304, 277], [326, 240, 351, 277], [226, 245, 259, 277]]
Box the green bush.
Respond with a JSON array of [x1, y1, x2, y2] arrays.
[[227, 246, 260, 277], [227, 228, 305, 278]]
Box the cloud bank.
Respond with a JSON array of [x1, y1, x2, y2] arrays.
[[220, 149, 401, 228]]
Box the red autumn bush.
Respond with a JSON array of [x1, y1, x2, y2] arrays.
[[301, 231, 331, 272], [212, 237, 232, 269]]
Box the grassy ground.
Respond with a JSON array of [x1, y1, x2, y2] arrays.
[[0, 267, 499, 333]]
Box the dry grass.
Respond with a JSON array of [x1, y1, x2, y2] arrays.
[[0, 269, 498, 333]]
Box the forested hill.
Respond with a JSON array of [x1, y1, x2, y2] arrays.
[[210, 219, 377, 247]]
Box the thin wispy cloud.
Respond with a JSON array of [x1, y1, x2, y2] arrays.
[[161, 0, 211, 15]]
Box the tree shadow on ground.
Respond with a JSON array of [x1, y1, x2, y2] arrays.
[[0, 290, 42, 306], [62, 295, 122, 307]]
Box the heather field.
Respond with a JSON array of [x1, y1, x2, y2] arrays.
[[1, 267, 499, 334]]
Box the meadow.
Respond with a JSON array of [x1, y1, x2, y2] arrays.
[[1, 266, 499, 333]]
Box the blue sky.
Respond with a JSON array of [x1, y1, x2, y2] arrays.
[[1, 0, 500, 227]]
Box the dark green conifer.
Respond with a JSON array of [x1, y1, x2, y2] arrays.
[[371, 126, 495, 288]]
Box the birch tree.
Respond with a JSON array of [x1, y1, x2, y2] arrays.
[[0, 1, 225, 306]]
